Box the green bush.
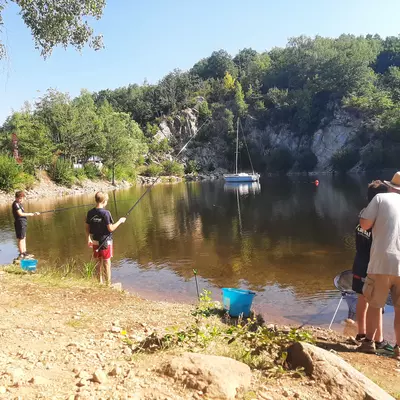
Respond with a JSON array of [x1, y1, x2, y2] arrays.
[[185, 159, 200, 174], [21, 158, 36, 176], [49, 159, 74, 187], [331, 149, 360, 173], [0, 155, 21, 192], [14, 172, 36, 190], [142, 163, 163, 177], [162, 160, 185, 176], [73, 168, 86, 181], [104, 165, 137, 182], [83, 163, 102, 180]]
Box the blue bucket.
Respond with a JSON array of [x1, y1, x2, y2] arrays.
[[222, 288, 256, 318], [20, 259, 38, 272]]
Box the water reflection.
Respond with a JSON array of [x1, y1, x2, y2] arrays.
[[224, 182, 261, 195], [0, 174, 393, 331]]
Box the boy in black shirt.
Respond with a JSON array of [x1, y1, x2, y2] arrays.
[[85, 192, 126, 285], [12, 191, 40, 259], [353, 181, 391, 351]]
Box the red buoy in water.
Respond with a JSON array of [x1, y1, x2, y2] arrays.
[[315, 179, 319, 186]]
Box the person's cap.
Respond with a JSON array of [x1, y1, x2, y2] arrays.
[[384, 172, 400, 190]]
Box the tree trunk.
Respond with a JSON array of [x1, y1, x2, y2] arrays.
[[112, 164, 115, 186]]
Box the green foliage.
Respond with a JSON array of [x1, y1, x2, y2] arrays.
[[192, 50, 237, 80], [83, 163, 102, 180], [5, 34, 400, 175], [197, 100, 212, 124], [148, 138, 171, 162], [0, 155, 21, 192], [98, 103, 147, 184], [49, 159, 74, 187], [3, 0, 106, 58], [223, 72, 236, 92], [14, 172, 36, 190], [143, 163, 163, 177], [266, 147, 295, 173], [82, 261, 97, 279], [185, 159, 200, 174], [331, 149, 360, 173], [104, 165, 136, 182], [234, 81, 248, 116], [162, 160, 185, 177], [130, 291, 314, 376], [2, 110, 54, 170], [73, 167, 86, 181], [192, 289, 219, 317]]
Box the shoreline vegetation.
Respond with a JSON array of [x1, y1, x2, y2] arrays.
[[2, 35, 400, 198], [0, 263, 398, 399], [0, 171, 224, 205]]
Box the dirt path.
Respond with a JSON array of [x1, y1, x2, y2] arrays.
[[0, 272, 398, 400]]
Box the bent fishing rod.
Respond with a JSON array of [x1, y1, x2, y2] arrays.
[[95, 118, 211, 252]]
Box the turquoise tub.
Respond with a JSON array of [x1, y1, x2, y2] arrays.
[[222, 288, 256, 318]]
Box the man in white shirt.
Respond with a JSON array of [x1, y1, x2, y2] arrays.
[[359, 172, 400, 360]]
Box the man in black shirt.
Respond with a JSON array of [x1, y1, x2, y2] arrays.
[[12, 191, 40, 259], [85, 192, 126, 285], [353, 181, 391, 352]]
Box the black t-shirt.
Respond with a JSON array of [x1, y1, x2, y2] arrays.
[[352, 224, 372, 277], [12, 201, 27, 224], [86, 208, 114, 242]]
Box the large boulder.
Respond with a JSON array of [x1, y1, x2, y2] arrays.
[[287, 342, 394, 400], [161, 352, 251, 400]]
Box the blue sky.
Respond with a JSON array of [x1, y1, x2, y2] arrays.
[[0, 0, 400, 123]]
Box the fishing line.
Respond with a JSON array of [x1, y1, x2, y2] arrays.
[[297, 297, 338, 329], [37, 198, 142, 214], [95, 118, 211, 252], [38, 203, 95, 214]]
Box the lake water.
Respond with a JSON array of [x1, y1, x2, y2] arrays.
[[0, 175, 395, 337]]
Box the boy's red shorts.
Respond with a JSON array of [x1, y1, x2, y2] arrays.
[[92, 241, 114, 260]]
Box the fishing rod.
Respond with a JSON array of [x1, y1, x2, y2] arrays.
[[38, 202, 94, 214], [37, 198, 139, 215], [95, 118, 211, 252]]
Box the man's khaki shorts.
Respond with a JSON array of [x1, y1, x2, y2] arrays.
[[363, 274, 400, 308]]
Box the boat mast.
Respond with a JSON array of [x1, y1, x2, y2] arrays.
[[235, 118, 239, 174]]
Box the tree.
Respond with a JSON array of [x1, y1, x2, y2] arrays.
[[374, 36, 400, 74], [198, 100, 212, 123], [191, 50, 237, 80], [223, 72, 236, 92], [1, 0, 106, 59], [2, 110, 53, 172], [71, 90, 104, 161], [98, 103, 147, 185], [157, 70, 195, 114], [234, 81, 248, 117], [208, 50, 237, 79], [233, 48, 258, 72]]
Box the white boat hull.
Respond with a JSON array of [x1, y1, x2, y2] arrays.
[[223, 173, 260, 182]]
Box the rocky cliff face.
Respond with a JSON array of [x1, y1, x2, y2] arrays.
[[154, 107, 362, 173]]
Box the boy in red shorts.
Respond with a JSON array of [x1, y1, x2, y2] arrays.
[[85, 192, 126, 285]]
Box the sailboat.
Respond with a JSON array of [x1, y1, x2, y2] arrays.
[[223, 118, 260, 183]]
